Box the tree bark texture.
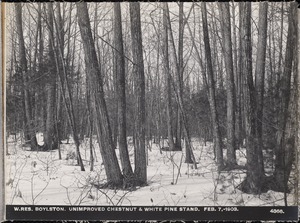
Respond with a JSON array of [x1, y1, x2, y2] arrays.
[[201, 2, 224, 171], [15, 3, 38, 150], [51, 3, 85, 171], [239, 2, 264, 194], [218, 2, 237, 167], [166, 3, 196, 166], [114, 2, 134, 179], [130, 2, 147, 185], [76, 2, 123, 185], [44, 3, 57, 151], [175, 2, 184, 151], [273, 2, 298, 192], [254, 2, 268, 175], [162, 3, 175, 151]]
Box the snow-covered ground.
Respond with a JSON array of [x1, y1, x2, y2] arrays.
[[5, 133, 294, 206]]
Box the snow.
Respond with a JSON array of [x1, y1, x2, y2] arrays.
[[36, 132, 44, 146], [5, 135, 294, 206]]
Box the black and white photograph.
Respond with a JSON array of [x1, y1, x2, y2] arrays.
[[2, 1, 299, 221]]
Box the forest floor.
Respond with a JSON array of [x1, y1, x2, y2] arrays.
[[5, 133, 295, 206]]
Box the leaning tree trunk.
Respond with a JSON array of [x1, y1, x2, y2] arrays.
[[165, 3, 196, 166], [162, 2, 175, 151], [272, 2, 297, 193], [201, 2, 224, 171], [76, 2, 123, 185], [15, 3, 38, 150], [54, 2, 65, 159], [129, 2, 147, 185], [280, 50, 298, 206], [113, 2, 134, 180], [51, 4, 85, 171], [218, 2, 237, 168], [55, 2, 65, 145]]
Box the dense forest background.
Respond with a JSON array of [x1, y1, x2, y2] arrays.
[[5, 2, 299, 204]]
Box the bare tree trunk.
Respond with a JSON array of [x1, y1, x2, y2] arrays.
[[55, 3, 64, 159], [52, 4, 85, 171], [175, 2, 184, 151], [165, 4, 196, 166], [255, 2, 268, 175], [231, 2, 243, 149], [113, 2, 134, 180], [294, 13, 299, 204], [162, 3, 175, 151], [36, 3, 44, 133], [86, 61, 94, 171], [282, 50, 298, 206], [239, 2, 264, 194], [32, 3, 40, 129], [277, 2, 284, 73], [184, 5, 209, 98], [201, 2, 224, 171], [231, 3, 238, 84], [44, 3, 57, 151], [236, 3, 244, 147], [76, 2, 122, 185], [273, 2, 297, 193], [15, 3, 38, 150], [129, 2, 147, 185], [218, 2, 237, 168]]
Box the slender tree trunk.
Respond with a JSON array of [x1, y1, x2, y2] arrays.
[[165, 4, 196, 166], [255, 2, 268, 175], [54, 3, 64, 160], [185, 8, 209, 98], [273, 2, 297, 193], [201, 2, 224, 171], [32, 3, 40, 128], [52, 4, 85, 171], [114, 2, 134, 180], [293, 13, 299, 204], [231, 3, 238, 84], [15, 3, 38, 150], [232, 2, 243, 149], [162, 3, 175, 151], [86, 61, 94, 171], [175, 2, 184, 151], [218, 2, 237, 167], [76, 2, 122, 185], [44, 3, 57, 151], [129, 2, 147, 185], [36, 2, 44, 133], [236, 3, 244, 147], [283, 45, 298, 206], [55, 2, 64, 142], [277, 2, 284, 73]]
